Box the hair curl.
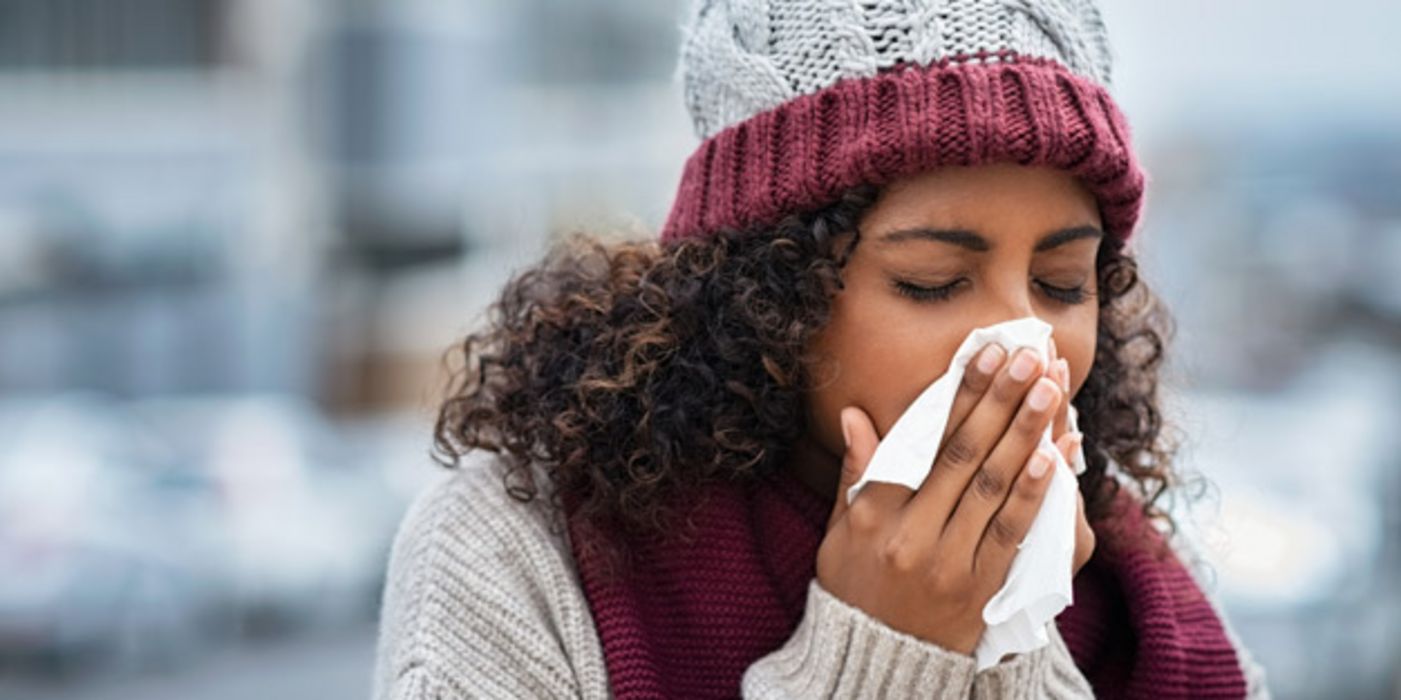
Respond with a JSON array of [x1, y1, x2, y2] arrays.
[[433, 183, 1204, 561]]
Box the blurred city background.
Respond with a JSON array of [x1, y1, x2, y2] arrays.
[[0, 1, 1396, 698]]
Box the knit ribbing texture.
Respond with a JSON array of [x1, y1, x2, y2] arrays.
[[662, 50, 1146, 246]]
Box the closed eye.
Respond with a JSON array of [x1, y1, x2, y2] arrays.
[[892, 279, 1092, 305]]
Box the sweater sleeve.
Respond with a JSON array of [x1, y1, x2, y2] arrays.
[[369, 462, 611, 700], [741, 579, 1095, 699], [970, 615, 1097, 699]]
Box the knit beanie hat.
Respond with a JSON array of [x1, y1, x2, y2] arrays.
[[660, 0, 1148, 246]]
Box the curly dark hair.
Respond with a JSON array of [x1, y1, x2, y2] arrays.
[[433, 182, 1204, 562]]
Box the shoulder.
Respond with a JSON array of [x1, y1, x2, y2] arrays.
[[389, 450, 566, 569], [370, 450, 609, 699]]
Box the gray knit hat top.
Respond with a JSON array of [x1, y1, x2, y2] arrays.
[[661, 0, 1146, 246]]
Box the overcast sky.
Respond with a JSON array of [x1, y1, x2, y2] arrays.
[[1100, 0, 1401, 142]]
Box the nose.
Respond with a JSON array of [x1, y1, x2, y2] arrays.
[[980, 277, 1039, 327]]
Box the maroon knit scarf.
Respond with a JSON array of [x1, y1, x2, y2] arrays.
[[563, 466, 1247, 699]]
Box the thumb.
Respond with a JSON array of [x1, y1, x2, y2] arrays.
[[828, 406, 879, 532]]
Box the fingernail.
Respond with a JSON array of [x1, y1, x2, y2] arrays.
[[1066, 432, 1084, 455], [1058, 359, 1070, 390], [1028, 379, 1057, 411], [977, 344, 1005, 374], [1048, 336, 1057, 360], [1029, 450, 1051, 479], [1010, 348, 1039, 381], [840, 410, 852, 449]]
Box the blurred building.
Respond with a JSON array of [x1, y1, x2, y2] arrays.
[[0, 0, 693, 412]]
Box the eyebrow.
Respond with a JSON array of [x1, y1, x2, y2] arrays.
[[876, 224, 1104, 252]]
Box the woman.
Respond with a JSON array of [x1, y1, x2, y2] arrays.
[[372, 1, 1271, 698]]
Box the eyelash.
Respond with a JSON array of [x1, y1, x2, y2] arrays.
[[894, 279, 1091, 305]]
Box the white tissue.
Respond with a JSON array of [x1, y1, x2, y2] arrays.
[[844, 316, 1085, 671]]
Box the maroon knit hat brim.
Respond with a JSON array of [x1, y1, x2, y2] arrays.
[[661, 49, 1148, 246]]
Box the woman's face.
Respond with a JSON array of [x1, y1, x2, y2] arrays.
[[795, 163, 1103, 494]]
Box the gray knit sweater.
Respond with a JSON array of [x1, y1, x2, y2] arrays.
[[370, 450, 1270, 698]]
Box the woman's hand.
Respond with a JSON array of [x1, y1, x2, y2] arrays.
[[816, 342, 1087, 656], [1048, 337, 1096, 578]]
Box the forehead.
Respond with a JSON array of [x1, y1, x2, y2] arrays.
[[861, 163, 1102, 238]]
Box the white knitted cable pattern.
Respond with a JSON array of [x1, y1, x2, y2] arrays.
[[676, 0, 1116, 140]]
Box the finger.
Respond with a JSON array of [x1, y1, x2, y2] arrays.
[[1048, 338, 1069, 441], [1055, 431, 1083, 470], [1055, 358, 1070, 435], [905, 347, 1049, 535], [940, 375, 1062, 566], [972, 446, 1057, 584], [828, 405, 898, 531], [943, 343, 1007, 445]]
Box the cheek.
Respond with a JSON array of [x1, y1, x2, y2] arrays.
[[1052, 315, 1097, 397], [806, 282, 965, 445]]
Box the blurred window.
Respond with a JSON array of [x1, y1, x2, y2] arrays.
[[0, 0, 226, 70]]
